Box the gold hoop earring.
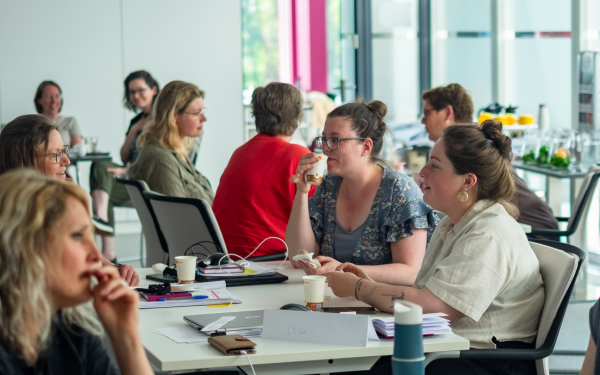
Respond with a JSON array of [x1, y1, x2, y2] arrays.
[[458, 189, 469, 202]]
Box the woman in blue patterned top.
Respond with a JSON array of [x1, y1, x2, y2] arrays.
[[286, 100, 438, 285]]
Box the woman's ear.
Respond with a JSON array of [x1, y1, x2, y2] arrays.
[[463, 173, 477, 191], [445, 105, 455, 123], [362, 138, 373, 156]]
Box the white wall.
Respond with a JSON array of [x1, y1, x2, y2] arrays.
[[0, 0, 243, 188]]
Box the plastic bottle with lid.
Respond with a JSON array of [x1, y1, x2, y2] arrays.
[[392, 301, 424, 375]]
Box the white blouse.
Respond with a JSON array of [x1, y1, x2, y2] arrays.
[[414, 200, 545, 349]]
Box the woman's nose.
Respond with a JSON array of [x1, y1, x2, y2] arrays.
[[419, 165, 427, 178], [63, 155, 71, 166]]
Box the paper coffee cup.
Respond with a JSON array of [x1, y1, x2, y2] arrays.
[[303, 275, 327, 311], [175, 256, 197, 284], [306, 155, 328, 185]]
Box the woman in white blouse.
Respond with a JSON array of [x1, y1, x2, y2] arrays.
[[327, 120, 545, 375]]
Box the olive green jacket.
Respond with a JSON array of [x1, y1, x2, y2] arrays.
[[128, 140, 214, 204]]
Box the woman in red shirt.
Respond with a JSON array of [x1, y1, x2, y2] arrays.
[[212, 83, 316, 258]]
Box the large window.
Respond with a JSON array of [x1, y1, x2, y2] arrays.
[[431, 0, 492, 116], [242, 0, 280, 92]]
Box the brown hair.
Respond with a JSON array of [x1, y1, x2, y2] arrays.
[[327, 99, 388, 163], [440, 120, 518, 218], [139, 81, 205, 156], [421, 83, 473, 123], [34, 81, 63, 114], [123, 70, 160, 111], [0, 115, 58, 175], [252, 83, 303, 137]]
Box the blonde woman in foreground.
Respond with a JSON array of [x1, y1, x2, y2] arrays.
[[0, 170, 152, 375]]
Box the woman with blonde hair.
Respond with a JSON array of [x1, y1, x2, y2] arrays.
[[129, 80, 213, 202], [0, 170, 152, 374]]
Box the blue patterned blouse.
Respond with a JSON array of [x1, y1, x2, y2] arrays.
[[308, 166, 438, 265]]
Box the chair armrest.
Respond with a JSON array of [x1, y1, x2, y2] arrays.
[[424, 351, 460, 367], [459, 348, 545, 361], [555, 217, 569, 222], [527, 228, 568, 236], [249, 253, 287, 262]]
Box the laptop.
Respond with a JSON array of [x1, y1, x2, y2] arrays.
[[146, 272, 289, 287], [184, 310, 264, 336], [145, 198, 288, 286]]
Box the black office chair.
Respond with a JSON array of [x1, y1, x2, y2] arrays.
[[115, 175, 169, 266], [424, 239, 585, 375], [528, 168, 600, 239]]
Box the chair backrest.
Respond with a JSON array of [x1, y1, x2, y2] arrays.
[[529, 239, 585, 375], [143, 192, 228, 266], [567, 167, 600, 232], [115, 175, 168, 267]]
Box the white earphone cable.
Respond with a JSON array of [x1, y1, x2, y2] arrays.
[[241, 350, 256, 375]]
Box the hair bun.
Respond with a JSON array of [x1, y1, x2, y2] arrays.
[[481, 119, 512, 159], [366, 100, 387, 119]]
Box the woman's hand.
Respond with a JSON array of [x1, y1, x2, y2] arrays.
[[297, 256, 341, 275], [107, 167, 128, 178], [325, 271, 360, 298], [117, 264, 140, 286], [290, 152, 320, 194], [92, 267, 139, 338], [336, 262, 373, 281]]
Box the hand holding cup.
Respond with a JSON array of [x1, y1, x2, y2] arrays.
[[290, 152, 323, 193]]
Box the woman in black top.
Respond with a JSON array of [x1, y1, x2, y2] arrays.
[[0, 170, 152, 375], [89, 70, 159, 263]]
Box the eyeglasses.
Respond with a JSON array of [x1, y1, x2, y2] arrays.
[[43, 145, 70, 164], [42, 94, 61, 100], [315, 137, 366, 151], [128, 88, 149, 96], [184, 108, 207, 117]]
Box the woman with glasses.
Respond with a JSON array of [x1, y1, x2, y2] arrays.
[[34, 80, 82, 146], [287, 100, 438, 285], [129, 80, 213, 202], [0, 114, 140, 287], [326, 121, 544, 375], [0, 170, 153, 375], [213, 83, 317, 259], [88, 71, 160, 262]]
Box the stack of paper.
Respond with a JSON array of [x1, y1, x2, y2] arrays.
[[201, 261, 279, 278], [199, 263, 245, 274], [371, 313, 452, 338], [137, 280, 241, 309]]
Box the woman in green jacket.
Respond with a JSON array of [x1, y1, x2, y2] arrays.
[[128, 81, 214, 203]]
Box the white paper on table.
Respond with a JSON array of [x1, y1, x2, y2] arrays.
[[152, 326, 210, 344], [262, 309, 371, 347]]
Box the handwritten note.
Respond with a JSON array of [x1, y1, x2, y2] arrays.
[[262, 309, 371, 347]]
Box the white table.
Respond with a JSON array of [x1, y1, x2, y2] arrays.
[[137, 265, 469, 374]]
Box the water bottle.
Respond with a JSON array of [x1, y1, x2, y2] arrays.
[[392, 301, 424, 375]]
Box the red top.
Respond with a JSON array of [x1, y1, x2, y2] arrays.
[[213, 134, 316, 258]]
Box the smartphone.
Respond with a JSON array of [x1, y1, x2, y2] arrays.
[[323, 307, 376, 314], [226, 348, 257, 355]]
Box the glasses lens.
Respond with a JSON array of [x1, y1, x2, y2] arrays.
[[327, 138, 338, 150], [315, 137, 323, 149]]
